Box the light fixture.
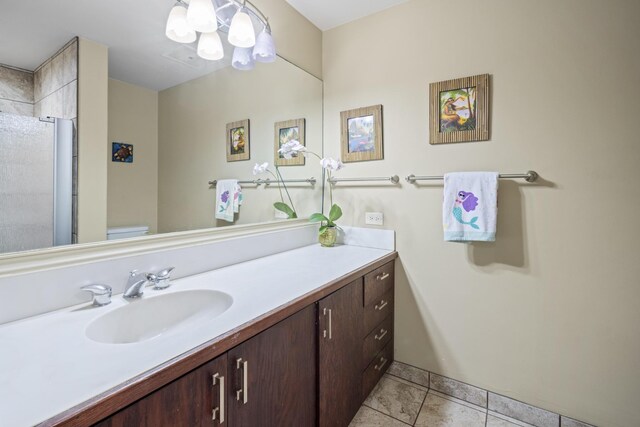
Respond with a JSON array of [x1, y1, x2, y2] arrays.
[[166, 3, 196, 44], [165, 0, 274, 68], [252, 24, 276, 63], [228, 5, 256, 48], [232, 47, 255, 70], [198, 31, 224, 61], [187, 0, 218, 33]]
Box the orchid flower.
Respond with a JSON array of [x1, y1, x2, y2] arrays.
[[319, 157, 344, 172], [253, 162, 269, 175], [278, 140, 307, 159]]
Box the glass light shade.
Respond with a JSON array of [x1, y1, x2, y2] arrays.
[[187, 0, 218, 33], [166, 5, 196, 43], [228, 8, 256, 48], [252, 27, 276, 63], [197, 31, 224, 61], [232, 47, 255, 70]]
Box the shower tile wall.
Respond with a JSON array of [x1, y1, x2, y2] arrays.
[[33, 38, 79, 243], [0, 65, 34, 116]]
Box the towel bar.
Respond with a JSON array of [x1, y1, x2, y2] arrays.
[[405, 171, 538, 183]]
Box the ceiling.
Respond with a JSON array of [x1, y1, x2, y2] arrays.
[[0, 1, 255, 91], [285, 0, 410, 31]]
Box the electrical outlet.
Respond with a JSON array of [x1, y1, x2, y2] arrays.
[[365, 212, 384, 225]]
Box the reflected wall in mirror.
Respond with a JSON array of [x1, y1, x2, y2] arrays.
[[0, 0, 323, 255]]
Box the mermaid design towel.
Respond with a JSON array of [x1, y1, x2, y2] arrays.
[[443, 172, 498, 242]]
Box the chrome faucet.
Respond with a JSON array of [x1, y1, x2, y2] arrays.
[[147, 267, 175, 290], [123, 270, 150, 299], [81, 284, 112, 306]]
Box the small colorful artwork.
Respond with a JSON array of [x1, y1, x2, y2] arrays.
[[347, 115, 375, 153], [439, 87, 476, 132], [340, 104, 383, 162], [112, 142, 133, 163], [453, 190, 479, 229], [429, 74, 489, 144], [274, 118, 305, 166], [226, 119, 250, 162]]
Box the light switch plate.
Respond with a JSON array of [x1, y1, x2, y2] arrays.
[[365, 212, 384, 225]]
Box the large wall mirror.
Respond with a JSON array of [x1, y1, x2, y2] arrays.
[[0, 0, 323, 255]]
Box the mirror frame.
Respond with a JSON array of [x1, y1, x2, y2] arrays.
[[0, 219, 311, 277]]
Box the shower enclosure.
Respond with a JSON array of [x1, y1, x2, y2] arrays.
[[0, 112, 73, 253]]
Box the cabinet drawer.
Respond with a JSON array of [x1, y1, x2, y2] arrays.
[[362, 340, 393, 400], [362, 316, 393, 370], [363, 290, 393, 337], [363, 262, 394, 306]]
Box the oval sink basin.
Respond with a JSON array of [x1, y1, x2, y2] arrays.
[[86, 290, 233, 344]]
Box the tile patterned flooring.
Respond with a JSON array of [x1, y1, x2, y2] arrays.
[[350, 362, 594, 427]]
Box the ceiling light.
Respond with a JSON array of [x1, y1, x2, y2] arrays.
[[197, 31, 224, 61], [228, 6, 256, 48], [252, 24, 276, 63], [187, 0, 218, 33], [232, 47, 255, 71], [166, 4, 196, 44]]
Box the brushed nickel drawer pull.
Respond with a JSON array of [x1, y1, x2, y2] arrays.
[[236, 358, 248, 404], [375, 300, 388, 311], [212, 373, 225, 423], [323, 307, 333, 339], [376, 272, 390, 281], [375, 329, 388, 341], [375, 356, 388, 371]]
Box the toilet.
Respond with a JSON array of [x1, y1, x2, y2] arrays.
[[106, 225, 149, 240]]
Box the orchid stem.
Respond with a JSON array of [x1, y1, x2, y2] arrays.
[[267, 170, 285, 204], [275, 166, 296, 214]]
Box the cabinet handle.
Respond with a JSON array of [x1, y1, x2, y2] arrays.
[[236, 358, 248, 404], [376, 272, 390, 281], [323, 307, 332, 339], [374, 329, 388, 341], [375, 300, 388, 311], [212, 373, 225, 423], [374, 357, 388, 371]]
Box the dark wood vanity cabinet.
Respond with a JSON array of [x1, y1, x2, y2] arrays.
[[227, 304, 317, 427], [88, 257, 396, 427], [94, 355, 228, 427], [318, 278, 364, 427]]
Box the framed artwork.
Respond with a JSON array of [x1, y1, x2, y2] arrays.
[[274, 118, 306, 166], [112, 142, 133, 163], [226, 119, 250, 162], [429, 73, 489, 144], [340, 104, 383, 162]]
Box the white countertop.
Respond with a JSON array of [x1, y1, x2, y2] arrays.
[[0, 243, 393, 426]]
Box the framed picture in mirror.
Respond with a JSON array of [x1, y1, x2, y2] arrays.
[[340, 104, 383, 162], [274, 118, 306, 166], [226, 119, 250, 162]]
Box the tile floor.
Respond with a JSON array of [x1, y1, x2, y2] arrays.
[[350, 371, 545, 427]]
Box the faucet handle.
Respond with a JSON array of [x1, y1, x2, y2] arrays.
[[81, 284, 112, 307], [148, 267, 175, 290]]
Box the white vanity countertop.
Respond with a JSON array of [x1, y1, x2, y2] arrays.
[[0, 243, 393, 426]]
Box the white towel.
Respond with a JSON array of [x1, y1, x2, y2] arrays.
[[216, 179, 241, 223], [443, 172, 498, 242]]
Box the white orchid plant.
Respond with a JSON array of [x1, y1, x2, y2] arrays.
[[274, 140, 345, 233], [252, 161, 297, 218]]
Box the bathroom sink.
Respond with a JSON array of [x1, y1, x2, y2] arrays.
[[85, 290, 233, 344]]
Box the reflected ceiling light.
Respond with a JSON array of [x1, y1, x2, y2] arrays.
[[166, 0, 274, 68], [232, 47, 255, 70], [252, 24, 276, 63], [187, 0, 218, 33], [228, 5, 256, 48], [198, 31, 224, 60], [166, 4, 196, 44]]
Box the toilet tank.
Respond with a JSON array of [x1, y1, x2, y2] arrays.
[[106, 226, 149, 240]]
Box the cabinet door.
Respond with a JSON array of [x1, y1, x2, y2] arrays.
[[318, 278, 364, 427], [94, 354, 228, 427], [227, 304, 317, 427]]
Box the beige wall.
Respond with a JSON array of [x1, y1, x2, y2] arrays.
[[253, 0, 322, 79], [77, 38, 108, 243], [107, 79, 158, 233], [158, 58, 323, 233], [322, 1, 640, 426]]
